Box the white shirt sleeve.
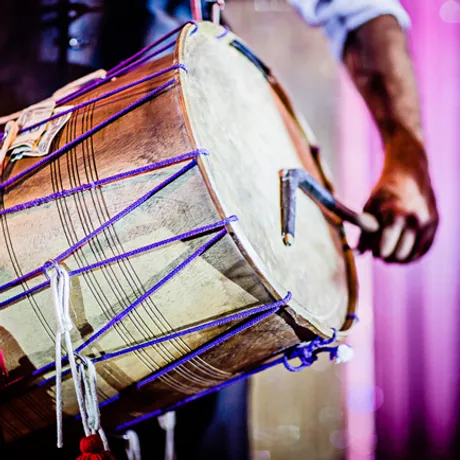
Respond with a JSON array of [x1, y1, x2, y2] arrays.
[[288, 0, 411, 59]]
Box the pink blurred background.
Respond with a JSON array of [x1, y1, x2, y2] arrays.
[[342, 1, 460, 459], [229, 1, 460, 459], [0, 1, 457, 458]]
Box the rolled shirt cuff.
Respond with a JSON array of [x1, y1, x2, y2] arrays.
[[288, 0, 411, 59]]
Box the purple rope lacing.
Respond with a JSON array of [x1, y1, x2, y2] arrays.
[[55, 44, 174, 107], [215, 26, 230, 39], [282, 329, 338, 372], [114, 314, 343, 432], [135, 293, 292, 388], [76, 293, 293, 421], [1, 215, 234, 315], [93, 296, 285, 364], [0, 215, 236, 393], [0, 65, 187, 142], [56, 21, 197, 106], [0, 20, 197, 139], [107, 21, 198, 77], [105, 41, 177, 83], [0, 20, 348, 426], [37, 293, 287, 388], [0, 149, 204, 220], [0, 159, 202, 303], [346, 313, 360, 323], [75, 229, 228, 353], [0, 80, 176, 191], [116, 355, 284, 431]]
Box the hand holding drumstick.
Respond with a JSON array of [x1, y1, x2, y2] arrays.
[[344, 15, 439, 263]]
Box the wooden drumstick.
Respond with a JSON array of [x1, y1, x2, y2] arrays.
[[280, 168, 379, 246]]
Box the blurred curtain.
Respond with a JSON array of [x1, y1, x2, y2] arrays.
[[341, 1, 460, 459]]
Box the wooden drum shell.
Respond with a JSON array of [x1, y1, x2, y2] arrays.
[[0, 22, 357, 453]]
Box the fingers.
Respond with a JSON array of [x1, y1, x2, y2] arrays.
[[409, 221, 438, 261], [377, 215, 417, 263], [395, 228, 417, 261], [357, 202, 395, 255], [380, 216, 405, 259], [356, 213, 379, 233], [358, 213, 438, 264], [356, 169, 439, 264]]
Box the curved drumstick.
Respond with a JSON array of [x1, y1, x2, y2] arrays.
[[280, 168, 379, 246]]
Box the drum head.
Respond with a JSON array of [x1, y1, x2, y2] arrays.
[[177, 22, 357, 336]]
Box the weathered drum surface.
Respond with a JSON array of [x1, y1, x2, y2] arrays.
[[0, 22, 357, 452]]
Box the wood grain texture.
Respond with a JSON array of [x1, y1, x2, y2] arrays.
[[0, 22, 356, 455]]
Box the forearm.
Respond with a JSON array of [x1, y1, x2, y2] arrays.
[[340, 14, 437, 262], [343, 15, 425, 159]]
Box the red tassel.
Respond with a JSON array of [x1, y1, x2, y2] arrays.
[[76, 434, 116, 460], [0, 349, 8, 380]]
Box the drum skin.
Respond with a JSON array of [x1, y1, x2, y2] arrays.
[[0, 22, 357, 454]]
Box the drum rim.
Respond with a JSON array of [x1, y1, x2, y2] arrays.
[[175, 21, 358, 339]]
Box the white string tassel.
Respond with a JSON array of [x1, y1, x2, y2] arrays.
[[123, 430, 142, 460], [49, 263, 89, 447], [158, 411, 176, 460], [334, 344, 354, 364], [78, 356, 110, 450]]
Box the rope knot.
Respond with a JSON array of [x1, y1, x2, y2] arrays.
[[47, 261, 73, 333], [47, 261, 111, 452], [77, 355, 111, 454], [283, 329, 349, 372]]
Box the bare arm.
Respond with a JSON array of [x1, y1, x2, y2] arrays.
[[344, 15, 422, 143], [343, 15, 438, 263]]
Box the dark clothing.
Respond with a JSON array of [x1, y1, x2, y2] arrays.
[[0, 2, 248, 459], [0, 1, 194, 114], [129, 380, 250, 460]]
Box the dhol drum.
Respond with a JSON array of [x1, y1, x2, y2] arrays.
[[0, 21, 360, 455]]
